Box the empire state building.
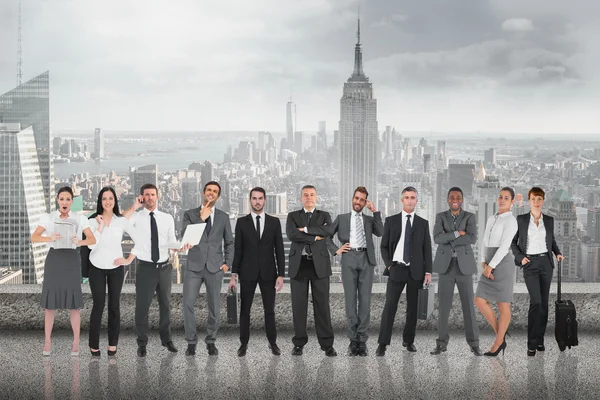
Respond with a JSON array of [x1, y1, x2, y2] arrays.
[[338, 18, 378, 214]]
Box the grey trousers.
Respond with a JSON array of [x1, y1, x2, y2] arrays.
[[183, 267, 224, 345], [436, 259, 479, 348], [135, 261, 173, 346], [341, 251, 374, 343]]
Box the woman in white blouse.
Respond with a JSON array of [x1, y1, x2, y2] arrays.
[[474, 187, 518, 357], [86, 187, 138, 357], [31, 186, 97, 356]]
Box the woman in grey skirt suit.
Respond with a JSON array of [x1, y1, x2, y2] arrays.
[[31, 186, 96, 356], [474, 187, 518, 356]]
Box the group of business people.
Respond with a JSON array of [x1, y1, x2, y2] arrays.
[[31, 181, 563, 359]]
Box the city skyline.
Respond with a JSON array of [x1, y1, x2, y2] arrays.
[[0, 0, 598, 133]]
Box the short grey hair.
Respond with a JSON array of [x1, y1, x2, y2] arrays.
[[401, 186, 418, 195]]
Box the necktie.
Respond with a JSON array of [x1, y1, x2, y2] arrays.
[[355, 213, 366, 248], [403, 214, 412, 264], [150, 211, 159, 263], [205, 213, 212, 236], [256, 215, 261, 238], [304, 211, 313, 254]]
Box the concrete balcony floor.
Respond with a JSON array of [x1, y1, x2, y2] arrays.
[[1, 329, 597, 399]]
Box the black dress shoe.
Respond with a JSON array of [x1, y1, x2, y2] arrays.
[[268, 342, 281, 356], [237, 344, 247, 357], [375, 344, 386, 357], [185, 344, 196, 356], [291, 345, 303, 356], [537, 344, 545, 352], [357, 342, 368, 357], [470, 346, 483, 356], [137, 346, 147, 357], [348, 341, 359, 356], [402, 342, 417, 352], [90, 349, 101, 357], [430, 345, 447, 355], [207, 343, 219, 356], [527, 349, 536, 357], [162, 342, 178, 353], [322, 346, 337, 357], [107, 349, 117, 357]]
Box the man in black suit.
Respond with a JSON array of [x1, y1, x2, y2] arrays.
[[228, 187, 285, 357], [376, 186, 433, 356], [326, 186, 383, 356], [286, 185, 337, 357]]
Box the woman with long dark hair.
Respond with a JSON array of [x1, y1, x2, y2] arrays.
[[474, 187, 518, 356], [86, 187, 138, 356], [31, 186, 96, 356]]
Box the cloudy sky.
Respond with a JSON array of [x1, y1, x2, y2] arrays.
[[0, 0, 598, 134]]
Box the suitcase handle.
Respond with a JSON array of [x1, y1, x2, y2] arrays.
[[557, 259, 562, 302]]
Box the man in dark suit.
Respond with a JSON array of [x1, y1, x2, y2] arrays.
[[326, 186, 383, 356], [181, 181, 234, 356], [376, 186, 433, 356], [228, 187, 285, 357], [286, 185, 337, 357], [430, 187, 482, 356]]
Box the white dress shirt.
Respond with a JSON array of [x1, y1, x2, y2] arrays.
[[349, 211, 366, 248], [37, 210, 90, 249], [88, 216, 136, 269], [392, 210, 416, 265], [482, 212, 518, 268], [250, 211, 265, 238], [130, 208, 178, 263], [526, 213, 548, 255]]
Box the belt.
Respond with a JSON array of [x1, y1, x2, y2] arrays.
[[301, 254, 313, 260], [139, 259, 170, 267], [392, 261, 409, 267], [527, 253, 547, 258], [349, 247, 367, 252]]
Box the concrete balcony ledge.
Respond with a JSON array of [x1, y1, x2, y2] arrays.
[[1, 283, 599, 331]]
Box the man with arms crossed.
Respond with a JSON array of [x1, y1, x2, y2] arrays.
[[228, 187, 285, 356], [327, 186, 383, 356], [430, 187, 482, 356], [181, 181, 234, 356], [286, 185, 336, 356]]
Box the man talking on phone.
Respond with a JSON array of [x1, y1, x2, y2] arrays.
[[181, 181, 234, 356]]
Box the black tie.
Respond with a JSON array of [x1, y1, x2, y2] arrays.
[[205, 213, 212, 236], [403, 215, 412, 265], [256, 215, 261, 238], [305, 212, 313, 254], [150, 211, 159, 263]]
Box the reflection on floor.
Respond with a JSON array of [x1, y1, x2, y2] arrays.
[[1, 330, 596, 399]]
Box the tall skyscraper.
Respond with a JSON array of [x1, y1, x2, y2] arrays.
[[551, 191, 580, 281], [338, 18, 378, 214], [0, 72, 53, 212], [130, 164, 158, 196], [181, 177, 201, 211], [448, 164, 475, 198], [484, 148, 497, 168], [294, 132, 304, 154], [266, 193, 288, 215], [286, 98, 296, 148], [93, 128, 104, 159], [317, 121, 327, 150], [0, 123, 49, 283]]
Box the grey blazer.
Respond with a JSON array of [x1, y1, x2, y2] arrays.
[[433, 210, 477, 275], [182, 207, 234, 273], [326, 211, 384, 266]]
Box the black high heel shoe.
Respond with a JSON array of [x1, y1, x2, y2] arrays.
[[90, 349, 101, 357], [107, 348, 117, 356], [484, 341, 507, 357]]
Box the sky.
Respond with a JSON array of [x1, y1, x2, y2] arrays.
[[0, 0, 598, 134]]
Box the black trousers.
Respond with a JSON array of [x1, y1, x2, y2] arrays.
[[239, 277, 277, 345], [88, 264, 125, 349], [378, 263, 423, 345], [523, 254, 553, 350], [290, 256, 334, 348], [135, 261, 173, 346]]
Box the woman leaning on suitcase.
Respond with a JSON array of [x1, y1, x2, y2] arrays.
[[511, 187, 565, 357]]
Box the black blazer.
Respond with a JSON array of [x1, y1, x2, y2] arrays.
[[286, 209, 333, 279], [511, 213, 561, 268], [232, 213, 285, 281], [381, 212, 433, 281]]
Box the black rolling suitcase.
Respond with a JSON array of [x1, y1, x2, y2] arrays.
[[555, 260, 578, 351]]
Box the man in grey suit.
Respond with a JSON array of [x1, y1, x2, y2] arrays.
[[181, 181, 234, 356], [430, 187, 482, 356], [326, 186, 383, 356]]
